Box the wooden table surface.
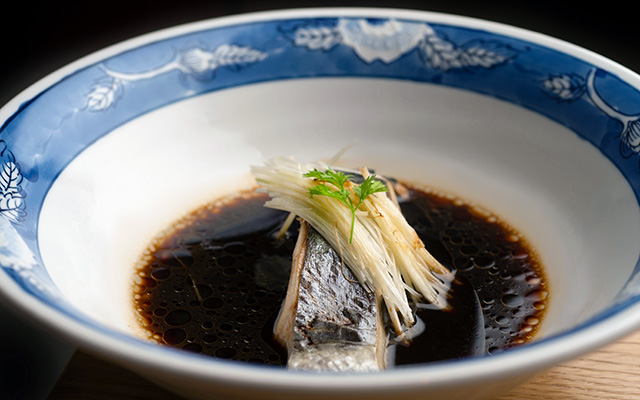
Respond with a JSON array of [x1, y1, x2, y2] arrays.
[[47, 329, 640, 400]]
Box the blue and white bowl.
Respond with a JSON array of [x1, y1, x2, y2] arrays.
[[1, 8, 640, 400]]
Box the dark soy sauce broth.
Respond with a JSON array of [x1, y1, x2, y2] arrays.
[[132, 185, 548, 366]]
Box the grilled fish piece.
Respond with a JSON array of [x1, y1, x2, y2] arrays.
[[274, 221, 387, 372]]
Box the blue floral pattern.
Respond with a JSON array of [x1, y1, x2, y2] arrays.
[[0, 216, 58, 298], [281, 18, 518, 70], [543, 68, 640, 166], [86, 43, 267, 111], [0, 141, 25, 223]]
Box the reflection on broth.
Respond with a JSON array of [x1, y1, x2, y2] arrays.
[[132, 182, 547, 367]]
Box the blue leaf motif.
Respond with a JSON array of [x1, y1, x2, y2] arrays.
[[0, 194, 25, 223], [179, 44, 267, 78], [179, 47, 218, 80], [0, 161, 22, 195], [620, 119, 640, 159], [460, 40, 517, 68], [295, 26, 341, 51], [418, 31, 463, 71], [542, 73, 586, 102], [0, 141, 25, 222], [211, 44, 268, 71], [86, 77, 123, 111], [279, 19, 342, 51], [418, 34, 517, 71]]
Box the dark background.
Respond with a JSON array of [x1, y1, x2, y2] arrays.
[[1, 1, 639, 108]]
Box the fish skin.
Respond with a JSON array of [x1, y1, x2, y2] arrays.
[[274, 221, 387, 372]]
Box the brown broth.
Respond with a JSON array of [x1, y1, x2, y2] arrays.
[[132, 185, 547, 366]]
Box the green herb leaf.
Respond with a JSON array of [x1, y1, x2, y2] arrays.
[[304, 167, 351, 189], [304, 167, 388, 244], [308, 185, 350, 205], [354, 175, 388, 203]]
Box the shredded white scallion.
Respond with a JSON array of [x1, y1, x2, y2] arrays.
[[250, 156, 453, 333]]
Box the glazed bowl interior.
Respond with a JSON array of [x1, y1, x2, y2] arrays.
[[2, 7, 640, 400]]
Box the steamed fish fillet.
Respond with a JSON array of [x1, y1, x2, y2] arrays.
[[274, 221, 387, 372]]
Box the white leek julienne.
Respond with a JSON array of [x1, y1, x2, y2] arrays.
[[250, 156, 453, 334]]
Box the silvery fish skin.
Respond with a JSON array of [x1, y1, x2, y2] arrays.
[[274, 221, 387, 372]]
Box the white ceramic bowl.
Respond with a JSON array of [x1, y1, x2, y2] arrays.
[[2, 8, 640, 400]]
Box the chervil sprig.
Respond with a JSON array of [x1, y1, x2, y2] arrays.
[[304, 167, 388, 243]]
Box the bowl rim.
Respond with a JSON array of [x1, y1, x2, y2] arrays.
[[2, 6, 640, 392]]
